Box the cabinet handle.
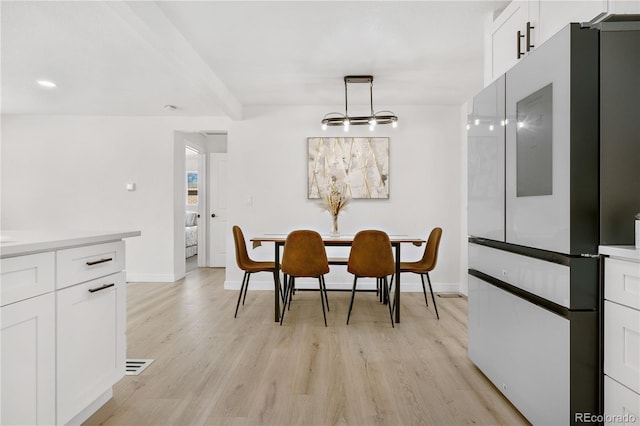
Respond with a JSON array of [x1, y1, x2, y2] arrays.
[[88, 283, 115, 293], [86, 257, 113, 266], [526, 21, 535, 52], [517, 30, 524, 59]]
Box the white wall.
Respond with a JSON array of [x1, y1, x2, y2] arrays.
[[225, 105, 464, 293], [1, 115, 229, 282], [1, 109, 465, 291]]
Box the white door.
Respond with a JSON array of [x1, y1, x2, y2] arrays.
[[208, 153, 227, 267]]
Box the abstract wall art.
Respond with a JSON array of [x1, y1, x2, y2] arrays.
[[308, 137, 389, 199]]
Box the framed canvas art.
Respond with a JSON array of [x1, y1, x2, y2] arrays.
[[308, 137, 389, 199]]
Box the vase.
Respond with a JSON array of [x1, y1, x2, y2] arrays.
[[331, 214, 340, 237]]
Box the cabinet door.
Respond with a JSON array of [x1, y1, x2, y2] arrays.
[[537, 1, 606, 44], [1, 293, 56, 425], [56, 272, 126, 425], [488, 1, 532, 83]]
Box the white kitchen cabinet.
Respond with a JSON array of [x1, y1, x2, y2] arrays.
[[600, 246, 640, 422], [486, 1, 534, 86], [56, 271, 126, 425], [1, 293, 56, 426], [0, 230, 139, 426], [484, 0, 640, 85]]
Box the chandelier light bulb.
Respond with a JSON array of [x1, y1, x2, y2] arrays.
[[489, 124, 495, 131], [466, 123, 471, 130], [392, 120, 398, 128], [322, 123, 328, 131], [474, 118, 480, 126]]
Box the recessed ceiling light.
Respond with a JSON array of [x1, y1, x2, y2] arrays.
[[37, 80, 57, 88]]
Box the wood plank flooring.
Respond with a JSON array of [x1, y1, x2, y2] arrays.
[[86, 267, 529, 426]]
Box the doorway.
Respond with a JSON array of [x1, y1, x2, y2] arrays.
[[176, 131, 228, 277]]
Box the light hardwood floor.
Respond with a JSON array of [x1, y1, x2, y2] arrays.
[[86, 267, 529, 426]]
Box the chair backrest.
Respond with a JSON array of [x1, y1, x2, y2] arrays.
[[418, 227, 443, 272], [281, 230, 330, 278], [232, 225, 252, 271], [347, 230, 395, 278]]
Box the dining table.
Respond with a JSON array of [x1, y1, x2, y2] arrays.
[[250, 233, 425, 324]]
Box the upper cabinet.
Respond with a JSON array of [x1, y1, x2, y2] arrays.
[[484, 0, 640, 85]]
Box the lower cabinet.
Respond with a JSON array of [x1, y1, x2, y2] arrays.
[[602, 253, 640, 423], [1, 293, 56, 425], [56, 271, 126, 425]]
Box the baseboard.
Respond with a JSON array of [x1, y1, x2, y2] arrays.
[[224, 280, 461, 294], [65, 388, 112, 426]]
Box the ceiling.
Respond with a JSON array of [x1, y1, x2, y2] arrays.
[[1, 1, 509, 118]]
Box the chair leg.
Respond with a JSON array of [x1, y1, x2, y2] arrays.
[[280, 275, 293, 325], [346, 276, 358, 325], [389, 274, 395, 316], [419, 274, 429, 307], [383, 276, 394, 328], [288, 277, 295, 310], [275, 271, 285, 304], [242, 272, 252, 305], [235, 272, 250, 318], [318, 276, 327, 327], [426, 273, 440, 320], [320, 275, 330, 311]]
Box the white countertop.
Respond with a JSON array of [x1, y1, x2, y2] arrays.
[[599, 245, 640, 262], [0, 230, 141, 258]]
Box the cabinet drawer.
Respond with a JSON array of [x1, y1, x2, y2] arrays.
[[604, 375, 640, 425], [56, 271, 126, 425], [605, 300, 640, 394], [605, 258, 640, 310], [57, 241, 125, 289], [1, 252, 55, 306]]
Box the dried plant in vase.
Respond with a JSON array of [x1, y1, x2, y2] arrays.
[[320, 182, 351, 236]]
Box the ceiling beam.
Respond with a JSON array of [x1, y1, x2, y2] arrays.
[[107, 1, 242, 120]]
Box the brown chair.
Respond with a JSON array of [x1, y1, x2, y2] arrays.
[[392, 227, 442, 319], [280, 230, 330, 327], [232, 225, 279, 318], [346, 230, 395, 327]]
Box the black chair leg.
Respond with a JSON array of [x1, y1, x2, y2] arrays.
[[288, 277, 295, 310], [419, 274, 429, 307], [346, 276, 358, 325], [280, 275, 293, 325], [320, 275, 330, 311], [383, 276, 394, 328], [426, 273, 439, 320], [242, 272, 252, 305], [318, 276, 327, 327], [275, 271, 285, 304], [235, 272, 250, 318]]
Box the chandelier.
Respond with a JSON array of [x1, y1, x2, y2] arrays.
[[321, 75, 398, 131]]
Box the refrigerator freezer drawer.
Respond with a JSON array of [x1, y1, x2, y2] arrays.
[[468, 241, 598, 310], [468, 275, 570, 425], [469, 242, 570, 306]]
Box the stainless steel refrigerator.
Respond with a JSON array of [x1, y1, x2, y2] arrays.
[[467, 21, 640, 425]]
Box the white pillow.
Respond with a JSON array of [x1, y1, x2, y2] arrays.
[[185, 211, 198, 226]]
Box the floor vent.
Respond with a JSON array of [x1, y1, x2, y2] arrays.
[[437, 293, 463, 298], [125, 359, 154, 376]]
